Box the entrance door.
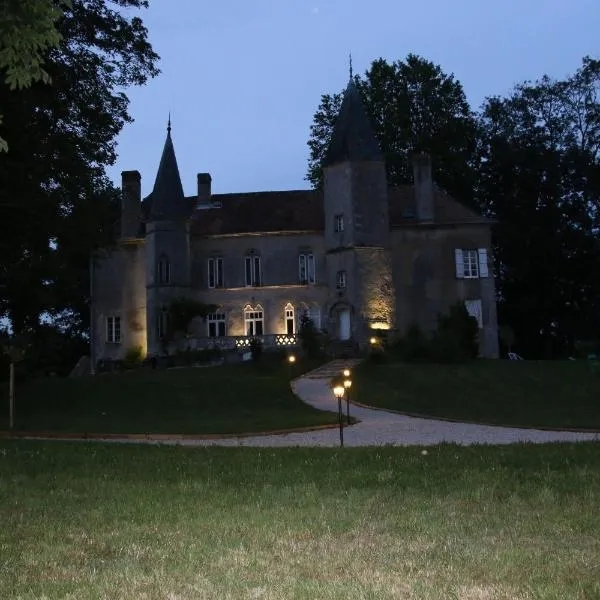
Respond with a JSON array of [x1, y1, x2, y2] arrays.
[[338, 309, 351, 340]]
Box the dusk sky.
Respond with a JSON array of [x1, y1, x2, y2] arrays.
[[108, 0, 600, 197]]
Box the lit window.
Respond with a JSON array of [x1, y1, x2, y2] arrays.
[[336, 270, 347, 289], [244, 307, 264, 336], [285, 304, 295, 335], [106, 316, 121, 343], [208, 257, 224, 288]]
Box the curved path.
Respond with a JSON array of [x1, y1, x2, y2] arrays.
[[15, 360, 600, 447], [165, 360, 599, 447]]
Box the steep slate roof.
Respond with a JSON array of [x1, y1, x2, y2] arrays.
[[190, 186, 489, 236], [190, 190, 324, 235], [145, 124, 188, 220], [323, 79, 383, 166]]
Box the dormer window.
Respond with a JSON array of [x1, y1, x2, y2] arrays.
[[334, 214, 344, 233], [245, 252, 261, 286], [157, 256, 171, 284]]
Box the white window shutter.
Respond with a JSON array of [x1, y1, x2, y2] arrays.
[[478, 249, 489, 278], [465, 299, 483, 328], [455, 249, 464, 279]]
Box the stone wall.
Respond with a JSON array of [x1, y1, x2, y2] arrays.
[[391, 224, 499, 357]]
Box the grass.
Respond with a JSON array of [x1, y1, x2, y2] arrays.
[[0, 357, 338, 435], [354, 359, 600, 430], [0, 440, 599, 599]]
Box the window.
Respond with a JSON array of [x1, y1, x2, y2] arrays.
[[207, 313, 226, 337], [157, 308, 169, 339], [334, 214, 344, 233], [208, 257, 224, 288], [106, 316, 121, 343], [298, 253, 316, 284], [244, 307, 264, 336], [465, 299, 483, 329], [285, 304, 295, 335], [245, 254, 261, 286], [157, 257, 171, 284], [455, 248, 489, 279], [299, 305, 321, 331], [336, 270, 347, 289]]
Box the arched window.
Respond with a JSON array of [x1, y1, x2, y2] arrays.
[[244, 304, 264, 336], [284, 303, 295, 335], [157, 255, 171, 285]]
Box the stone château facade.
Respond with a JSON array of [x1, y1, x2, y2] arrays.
[[90, 79, 499, 366]]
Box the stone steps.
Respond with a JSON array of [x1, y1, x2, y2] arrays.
[[301, 358, 363, 379]]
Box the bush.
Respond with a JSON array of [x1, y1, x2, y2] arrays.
[[123, 346, 144, 369], [392, 303, 479, 364], [392, 324, 431, 362], [298, 315, 321, 358], [436, 302, 479, 361], [249, 338, 263, 362]]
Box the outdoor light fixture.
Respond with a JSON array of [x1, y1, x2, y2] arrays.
[[332, 383, 346, 447], [287, 354, 296, 379], [343, 368, 350, 378], [343, 378, 352, 424], [370, 337, 377, 345]]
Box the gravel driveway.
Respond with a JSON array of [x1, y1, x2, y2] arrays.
[[17, 361, 600, 447], [172, 367, 599, 447]]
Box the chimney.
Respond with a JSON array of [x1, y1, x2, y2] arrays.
[[412, 153, 434, 222], [197, 173, 212, 208], [121, 170, 141, 238]]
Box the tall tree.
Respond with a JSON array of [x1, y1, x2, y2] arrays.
[[0, 0, 70, 151], [0, 0, 159, 337], [477, 57, 600, 358], [307, 54, 478, 206]]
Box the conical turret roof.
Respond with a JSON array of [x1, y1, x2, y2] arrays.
[[323, 79, 382, 167], [148, 119, 187, 220]]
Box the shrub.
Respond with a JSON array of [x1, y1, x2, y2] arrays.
[[123, 346, 144, 369], [393, 323, 431, 362], [435, 302, 479, 361], [392, 304, 479, 364], [298, 314, 321, 358], [249, 338, 263, 362]]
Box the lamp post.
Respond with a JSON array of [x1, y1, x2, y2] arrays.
[[332, 384, 345, 447], [343, 378, 352, 424], [287, 354, 296, 379]]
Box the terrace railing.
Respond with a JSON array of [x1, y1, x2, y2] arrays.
[[189, 334, 299, 351]]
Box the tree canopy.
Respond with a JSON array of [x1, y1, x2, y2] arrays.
[[476, 57, 600, 357], [0, 0, 159, 350], [307, 54, 478, 207], [0, 0, 71, 151]]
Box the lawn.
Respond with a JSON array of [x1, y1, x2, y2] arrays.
[[0, 441, 598, 599], [0, 358, 338, 435], [353, 359, 600, 430]]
